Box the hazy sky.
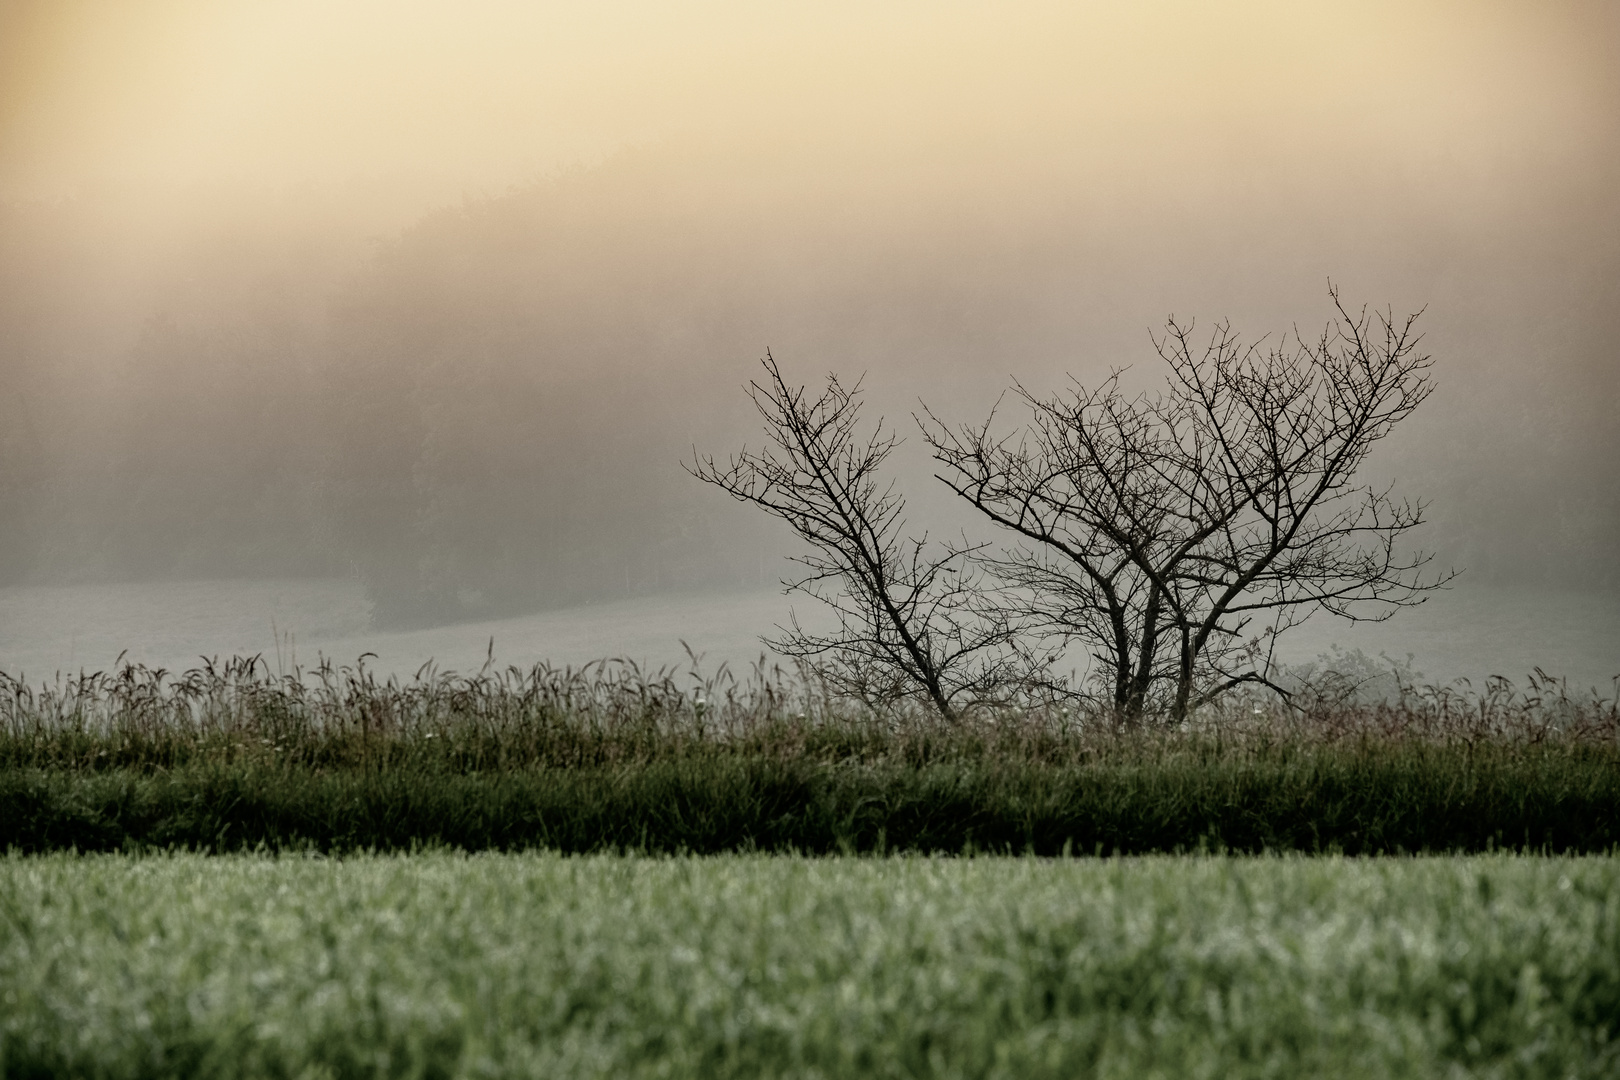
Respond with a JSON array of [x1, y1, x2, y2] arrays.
[[6, 0, 1616, 386], [1, 0, 1616, 615], [5, 1, 1615, 211]]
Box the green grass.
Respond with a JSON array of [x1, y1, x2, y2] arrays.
[[2, 852, 1617, 1078], [5, 741, 1620, 855], [5, 656, 1618, 855]]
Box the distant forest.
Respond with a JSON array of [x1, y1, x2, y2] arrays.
[[2, 152, 1617, 624]]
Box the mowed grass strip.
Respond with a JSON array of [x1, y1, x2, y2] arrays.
[[2, 853, 1617, 1079], [5, 741, 1619, 854]]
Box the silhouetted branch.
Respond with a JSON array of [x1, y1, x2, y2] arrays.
[[690, 353, 1054, 720], [923, 286, 1454, 721]]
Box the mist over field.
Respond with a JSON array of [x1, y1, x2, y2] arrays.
[[1, 1, 1616, 675]]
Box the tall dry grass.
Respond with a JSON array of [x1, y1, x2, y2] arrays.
[[2, 651, 1615, 771]]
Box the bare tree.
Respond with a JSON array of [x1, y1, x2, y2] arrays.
[[923, 288, 1454, 721], [689, 354, 1045, 721]]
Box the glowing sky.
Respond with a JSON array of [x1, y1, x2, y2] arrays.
[[1, 0, 1616, 622], [3, 0, 1613, 219]]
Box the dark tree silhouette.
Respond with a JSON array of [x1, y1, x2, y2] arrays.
[[924, 289, 1453, 721], [689, 354, 1044, 721]]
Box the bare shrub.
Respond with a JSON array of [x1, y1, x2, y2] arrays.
[[688, 354, 1054, 721], [924, 288, 1454, 721]]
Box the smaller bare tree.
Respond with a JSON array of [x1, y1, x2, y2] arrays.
[[924, 288, 1454, 721], [689, 354, 1044, 721]]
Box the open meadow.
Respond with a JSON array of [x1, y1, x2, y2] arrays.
[[4, 655, 1619, 856], [3, 852, 1618, 1079], [3, 658, 1618, 1076]]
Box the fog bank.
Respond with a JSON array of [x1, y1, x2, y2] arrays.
[[1, 1, 1616, 626]]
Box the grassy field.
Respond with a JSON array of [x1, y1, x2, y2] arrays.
[[2, 852, 1617, 1079], [5, 662, 1619, 1076], [7, 742, 1620, 855], [5, 657, 1620, 855]]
